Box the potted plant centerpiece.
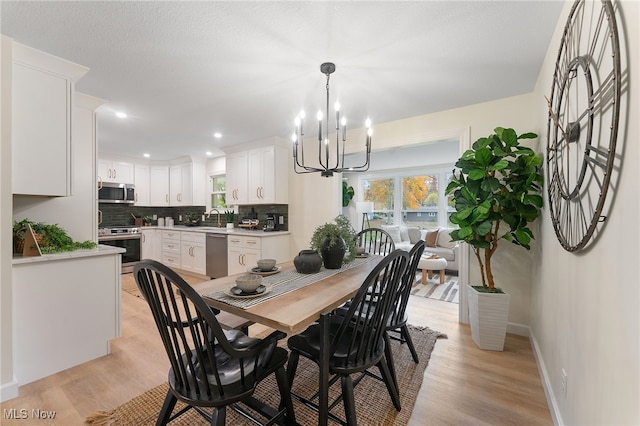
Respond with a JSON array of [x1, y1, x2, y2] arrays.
[[310, 215, 357, 269], [446, 127, 543, 351], [224, 209, 235, 229]]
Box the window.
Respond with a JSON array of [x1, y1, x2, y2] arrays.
[[360, 167, 455, 229], [210, 175, 227, 208]]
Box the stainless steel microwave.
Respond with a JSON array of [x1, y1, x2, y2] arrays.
[[98, 182, 135, 204]]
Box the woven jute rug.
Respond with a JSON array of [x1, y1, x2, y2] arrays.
[[86, 325, 445, 426]]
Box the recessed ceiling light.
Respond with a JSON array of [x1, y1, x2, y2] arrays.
[[115, 111, 127, 119], [213, 132, 222, 138], [206, 151, 213, 156], [143, 153, 150, 158]]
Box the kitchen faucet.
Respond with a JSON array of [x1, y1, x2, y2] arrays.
[[206, 208, 222, 227]]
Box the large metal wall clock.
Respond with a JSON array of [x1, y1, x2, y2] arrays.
[[546, 0, 621, 252]]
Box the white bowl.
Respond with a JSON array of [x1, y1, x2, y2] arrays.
[[235, 274, 262, 292], [257, 258, 276, 272]]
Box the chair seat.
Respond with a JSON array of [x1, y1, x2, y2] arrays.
[[287, 318, 385, 373]]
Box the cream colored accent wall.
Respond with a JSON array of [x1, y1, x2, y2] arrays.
[[530, 1, 639, 424]]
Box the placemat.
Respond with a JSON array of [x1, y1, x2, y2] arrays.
[[205, 256, 379, 309]]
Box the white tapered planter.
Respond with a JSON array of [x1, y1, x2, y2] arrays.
[[467, 284, 510, 351]]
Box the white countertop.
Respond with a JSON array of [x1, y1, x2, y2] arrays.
[[149, 225, 290, 237], [12, 244, 125, 265]]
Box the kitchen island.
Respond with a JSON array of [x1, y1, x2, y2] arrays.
[[11, 245, 124, 385]]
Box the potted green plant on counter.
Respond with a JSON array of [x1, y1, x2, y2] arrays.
[[445, 127, 543, 350], [224, 209, 235, 229], [310, 215, 357, 269], [13, 219, 97, 255]]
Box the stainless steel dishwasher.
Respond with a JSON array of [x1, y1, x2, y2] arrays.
[[206, 233, 228, 278]]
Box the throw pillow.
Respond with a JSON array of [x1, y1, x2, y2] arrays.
[[437, 228, 458, 249], [399, 226, 409, 243], [425, 229, 439, 247], [381, 225, 402, 243], [407, 227, 421, 244]]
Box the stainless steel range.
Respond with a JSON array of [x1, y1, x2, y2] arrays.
[[98, 226, 141, 273]]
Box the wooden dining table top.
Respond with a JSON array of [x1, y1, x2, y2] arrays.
[[196, 258, 382, 336]]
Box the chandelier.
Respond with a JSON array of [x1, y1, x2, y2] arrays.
[[292, 62, 372, 177]]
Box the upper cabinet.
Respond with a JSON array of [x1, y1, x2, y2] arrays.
[[98, 158, 134, 184], [149, 165, 170, 206], [134, 163, 150, 206], [169, 159, 206, 206], [12, 42, 89, 196], [111, 157, 205, 207], [225, 139, 289, 205], [226, 151, 248, 204]]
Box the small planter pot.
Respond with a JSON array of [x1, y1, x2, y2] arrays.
[[320, 238, 345, 269], [467, 284, 511, 351], [294, 250, 323, 274], [226, 223, 234, 229]]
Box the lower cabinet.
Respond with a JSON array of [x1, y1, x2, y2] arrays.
[[141, 228, 160, 261], [161, 230, 182, 270], [227, 234, 289, 276], [180, 231, 206, 275]]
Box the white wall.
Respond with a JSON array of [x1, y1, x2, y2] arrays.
[[1, 35, 17, 401], [530, 1, 639, 424]]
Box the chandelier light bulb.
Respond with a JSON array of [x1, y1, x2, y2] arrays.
[[341, 117, 347, 126], [334, 101, 340, 111], [294, 116, 301, 127], [291, 133, 297, 143], [317, 110, 323, 121], [367, 128, 373, 137], [365, 118, 372, 128], [299, 110, 305, 120]]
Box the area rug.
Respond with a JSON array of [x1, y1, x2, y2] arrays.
[[411, 272, 459, 304], [86, 325, 445, 426]]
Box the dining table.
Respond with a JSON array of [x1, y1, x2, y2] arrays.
[[195, 255, 383, 426]]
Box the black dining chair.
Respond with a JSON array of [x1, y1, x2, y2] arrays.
[[355, 227, 396, 256], [382, 240, 425, 391], [133, 260, 296, 426], [335, 241, 425, 398], [286, 250, 409, 426]]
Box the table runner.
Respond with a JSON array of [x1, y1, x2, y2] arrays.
[[205, 255, 379, 309]]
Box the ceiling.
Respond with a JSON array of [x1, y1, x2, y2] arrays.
[[1, 1, 563, 161]]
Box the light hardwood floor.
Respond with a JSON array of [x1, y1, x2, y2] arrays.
[[0, 272, 552, 425]]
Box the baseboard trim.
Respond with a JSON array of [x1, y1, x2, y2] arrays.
[[506, 321, 529, 337], [1, 378, 19, 402], [530, 332, 563, 426]]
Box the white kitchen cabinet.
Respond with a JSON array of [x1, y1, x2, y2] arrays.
[[149, 165, 170, 206], [11, 42, 88, 196], [247, 145, 289, 204], [169, 159, 206, 206], [228, 235, 261, 275], [134, 163, 150, 206], [98, 158, 134, 184], [141, 228, 159, 261], [161, 230, 181, 269], [226, 151, 248, 204], [180, 232, 206, 275], [227, 233, 289, 276]]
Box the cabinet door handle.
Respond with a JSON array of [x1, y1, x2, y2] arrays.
[[142, 234, 145, 243], [113, 169, 116, 179], [135, 193, 138, 202], [166, 194, 169, 203], [98, 176, 103, 190], [98, 209, 103, 225]]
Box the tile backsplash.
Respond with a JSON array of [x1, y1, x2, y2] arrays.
[[98, 203, 288, 230]]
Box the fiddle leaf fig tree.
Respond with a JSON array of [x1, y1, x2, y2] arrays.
[[445, 127, 543, 292]]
